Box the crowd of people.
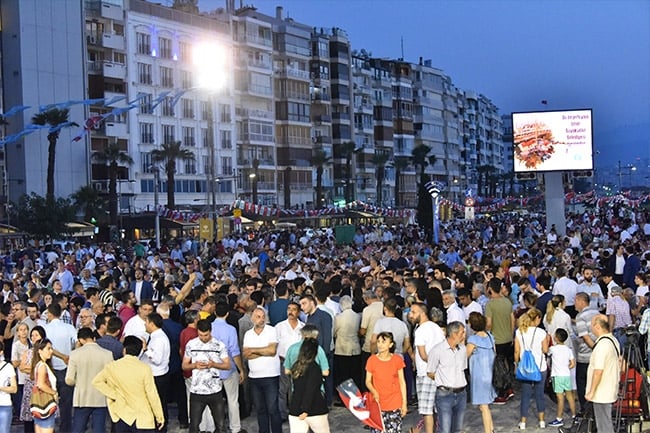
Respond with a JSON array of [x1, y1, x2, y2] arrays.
[[0, 205, 648, 433]]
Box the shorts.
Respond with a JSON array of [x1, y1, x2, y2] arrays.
[[552, 376, 572, 393], [33, 414, 57, 429], [416, 375, 436, 415]]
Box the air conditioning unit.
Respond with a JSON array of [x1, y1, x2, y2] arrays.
[[93, 182, 106, 192]]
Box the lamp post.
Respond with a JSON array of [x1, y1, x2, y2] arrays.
[[425, 180, 445, 244], [117, 178, 136, 242], [152, 166, 161, 250], [251, 158, 259, 204], [617, 160, 637, 192]]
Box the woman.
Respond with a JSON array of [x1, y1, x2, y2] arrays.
[[543, 295, 573, 346], [20, 326, 47, 433], [11, 322, 30, 423], [0, 340, 18, 433], [366, 332, 407, 433], [286, 338, 330, 433], [333, 295, 362, 393], [466, 312, 496, 433], [30, 338, 57, 433], [514, 308, 549, 430]]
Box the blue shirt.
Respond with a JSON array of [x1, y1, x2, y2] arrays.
[[307, 308, 332, 355], [268, 298, 289, 326], [211, 317, 240, 379], [96, 334, 124, 360], [162, 319, 183, 374], [44, 318, 77, 370]]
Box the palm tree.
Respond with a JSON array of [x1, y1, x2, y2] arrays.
[[476, 165, 492, 196], [71, 185, 106, 222], [392, 156, 410, 207], [372, 151, 390, 206], [310, 148, 332, 208], [411, 144, 432, 183], [31, 108, 78, 203], [92, 142, 134, 226], [151, 141, 195, 210], [338, 141, 358, 203]]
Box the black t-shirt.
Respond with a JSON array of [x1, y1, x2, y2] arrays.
[[288, 361, 328, 417]]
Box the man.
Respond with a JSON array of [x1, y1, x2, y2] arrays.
[[604, 281, 632, 347], [44, 302, 77, 433], [586, 314, 621, 433], [268, 281, 290, 326], [573, 292, 599, 413], [485, 277, 515, 404], [534, 276, 553, 326], [211, 302, 246, 433], [182, 319, 231, 433], [371, 297, 410, 355], [26, 301, 43, 327], [359, 289, 383, 390], [141, 312, 171, 433], [275, 301, 304, 421], [11, 301, 36, 333], [607, 245, 626, 287], [65, 327, 114, 433], [122, 298, 155, 339], [299, 294, 333, 403], [442, 290, 464, 324], [96, 316, 124, 360], [49, 260, 75, 293], [118, 290, 137, 332], [623, 245, 641, 289], [427, 321, 468, 433], [159, 303, 188, 429], [93, 335, 165, 432], [242, 307, 282, 433], [77, 307, 96, 330], [458, 289, 482, 328], [552, 266, 578, 317], [577, 266, 604, 311], [230, 244, 251, 267], [80, 268, 99, 291], [408, 302, 445, 433], [130, 269, 154, 306]]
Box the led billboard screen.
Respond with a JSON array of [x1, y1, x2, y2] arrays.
[[511, 109, 593, 172]]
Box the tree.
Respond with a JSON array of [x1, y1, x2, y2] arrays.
[[71, 185, 106, 222], [92, 142, 134, 226], [151, 141, 194, 210], [411, 144, 432, 182], [31, 108, 78, 203], [476, 165, 493, 197], [9, 193, 76, 240], [338, 141, 358, 203], [392, 156, 410, 207], [372, 151, 389, 206], [411, 145, 436, 232], [310, 148, 332, 208]]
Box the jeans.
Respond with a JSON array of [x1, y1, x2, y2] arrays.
[[495, 342, 514, 397], [576, 362, 589, 412], [435, 387, 467, 433], [250, 376, 282, 433], [72, 406, 108, 433], [593, 402, 614, 433], [519, 371, 546, 418], [0, 405, 12, 433], [324, 352, 334, 406], [54, 368, 73, 433], [189, 391, 226, 433]]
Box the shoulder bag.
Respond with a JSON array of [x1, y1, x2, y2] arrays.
[[30, 363, 58, 419]]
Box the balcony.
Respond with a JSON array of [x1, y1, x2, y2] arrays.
[[238, 58, 272, 71], [105, 121, 128, 138], [238, 33, 272, 48], [103, 61, 126, 80], [275, 67, 310, 81], [101, 33, 125, 50], [313, 114, 331, 123], [314, 136, 331, 144], [104, 91, 126, 106], [235, 107, 273, 120]]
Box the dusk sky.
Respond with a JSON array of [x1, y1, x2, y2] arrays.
[[198, 0, 650, 171]]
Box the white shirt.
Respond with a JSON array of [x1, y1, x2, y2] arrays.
[[552, 276, 579, 306], [141, 328, 170, 376], [445, 303, 465, 324], [413, 321, 445, 377], [275, 319, 304, 358], [243, 325, 280, 378], [0, 360, 16, 406], [615, 255, 626, 274], [123, 315, 147, 340], [462, 301, 483, 323]]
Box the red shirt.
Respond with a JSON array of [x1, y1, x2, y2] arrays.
[[180, 326, 199, 378], [366, 354, 406, 411]]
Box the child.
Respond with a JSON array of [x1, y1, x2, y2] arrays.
[[547, 328, 577, 427], [365, 332, 407, 433]]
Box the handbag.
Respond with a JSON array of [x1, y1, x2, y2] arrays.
[[30, 363, 57, 420], [515, 328, 542, 382]]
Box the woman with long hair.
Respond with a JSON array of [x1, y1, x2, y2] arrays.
[[11, 323, 30, 425], [366, 332, 407, 433], [466, 312, 496, 433], [543, 295, 573, 346], [19, 326, 46, 433], [514, 308, 549, 430], [30, 338, 57, 433], [286, 338, 330, 433]]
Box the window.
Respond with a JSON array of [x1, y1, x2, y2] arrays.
[[139, 94, 152, 114], [160, 66, 173, 88], [240, 120, 273, 142], [181, 99, 194, 118], [220, 130, 232, 149], [159, 37, 172, 59], [162, 125, 175, 144], [161, 97, 174, 117], [221, 157, 233, 176], [141, 152, 152, 173], [139, 122, 154, 144], [220, 104, 231, 123], [136, 32, 150, 55], [200, 101, 211, 121], [137, 63, 152, 84], [182, 127, 195, 147], [179, 41, 191, 63], [203, 156, 210, 175], [201, 128, 211, 147], [181, 70, 192, 89], [184, 157, 196, 175]]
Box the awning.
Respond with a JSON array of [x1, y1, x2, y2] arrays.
[[65, 221, 96, 237]]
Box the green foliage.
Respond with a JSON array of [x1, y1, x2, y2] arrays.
[[71, 185, 107, 223], [9, 193, 77, 240]]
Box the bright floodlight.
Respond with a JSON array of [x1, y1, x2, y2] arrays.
[[193, 42, 226, 90]]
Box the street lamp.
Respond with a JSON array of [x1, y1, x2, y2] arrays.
[[617, 160, 637, 192], [425, 180, 445, 244], [151, 166, 161, 250]]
